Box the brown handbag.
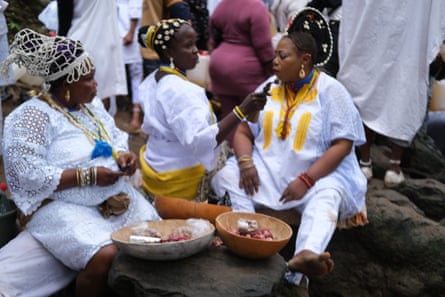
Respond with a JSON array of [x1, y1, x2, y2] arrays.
[[97, 192, 131, 218]]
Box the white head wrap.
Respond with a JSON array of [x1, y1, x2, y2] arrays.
[[0, 28, 94, 85]]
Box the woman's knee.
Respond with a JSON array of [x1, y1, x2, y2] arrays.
[[84, 244, 118, 276]]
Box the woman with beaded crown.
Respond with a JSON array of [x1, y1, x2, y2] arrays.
[[137, 18, 268, 202], [211, 7, 368, 295], [0, 28, 160, 297]]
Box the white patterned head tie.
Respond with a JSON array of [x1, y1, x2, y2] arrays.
[[285, 7, 333, 67], [0, 28, 95, 84], [138, 18, 188, 53]]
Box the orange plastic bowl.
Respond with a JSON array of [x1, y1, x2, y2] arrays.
[[215, 212, 293, 259]]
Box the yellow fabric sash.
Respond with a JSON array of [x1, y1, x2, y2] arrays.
[[139, 145, 206, 200]]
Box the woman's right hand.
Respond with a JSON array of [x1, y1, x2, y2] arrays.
[[95, 166, 124, 186], [238, 81, 272, 116], [238, 92, 267, 116]]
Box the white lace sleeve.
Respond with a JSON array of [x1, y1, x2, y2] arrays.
[[3, 103, 63, 215]]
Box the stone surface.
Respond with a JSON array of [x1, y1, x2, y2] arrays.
[[308, 149, 445, 297], [109, 244, 287, 297]]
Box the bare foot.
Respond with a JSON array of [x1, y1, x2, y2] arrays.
[[287, 250, 334, 277]]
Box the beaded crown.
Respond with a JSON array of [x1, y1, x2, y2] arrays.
[[139, 18, 188, 53], [1, 28, 94, 84]]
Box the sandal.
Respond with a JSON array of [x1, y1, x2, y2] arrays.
[[359, 159, 373, 181]]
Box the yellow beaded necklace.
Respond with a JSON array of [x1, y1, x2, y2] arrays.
[[40, 91, 119, 160]]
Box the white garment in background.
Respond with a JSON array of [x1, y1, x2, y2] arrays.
[[116, 0, 143, 105], [337, 0, 445, 143], [116, 0, 142, 65], [67, 0, 127, 100], [0, 0, 13, 156], [38, 0, 58, 32], [207, 0, 221, 16], [0, 0, 13, 87], [270, 0, 308, 32]]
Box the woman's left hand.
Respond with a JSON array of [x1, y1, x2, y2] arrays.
[[239, 166, 260, 196], [117, 151, 137, 176], [279, 178, 307, 203]]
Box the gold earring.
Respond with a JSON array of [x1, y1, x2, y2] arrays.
[[299, 65, 306, 79], [65, 89, 71, 102], [169, 57, 175, 69]]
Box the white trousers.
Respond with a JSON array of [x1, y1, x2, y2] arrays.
[[127, 62, 143, 106]]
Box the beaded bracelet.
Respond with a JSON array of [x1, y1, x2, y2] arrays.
[[298, 172, 315, 189]]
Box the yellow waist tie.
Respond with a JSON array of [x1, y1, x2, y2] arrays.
[[139, 145, 206, 200]]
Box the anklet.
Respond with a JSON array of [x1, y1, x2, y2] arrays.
[[359, 159, 372, 167]]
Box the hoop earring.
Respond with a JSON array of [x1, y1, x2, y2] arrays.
[[299, 65, 306, 79], [65, 89, 71, 102], [169, 57, 175, 69]]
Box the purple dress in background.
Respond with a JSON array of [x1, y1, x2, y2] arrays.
[[209, 0, 274, 116]]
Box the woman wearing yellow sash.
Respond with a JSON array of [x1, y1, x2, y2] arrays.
[[137, 19, 267, 201]]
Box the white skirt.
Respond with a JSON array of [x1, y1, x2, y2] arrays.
[[0, 230, 76, 297]]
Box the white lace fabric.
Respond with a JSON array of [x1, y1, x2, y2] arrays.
[[3, 96, 160, 270], [1, 28, 94, 83]]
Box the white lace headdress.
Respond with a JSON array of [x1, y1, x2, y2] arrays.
[[0, 28, 95, 85]]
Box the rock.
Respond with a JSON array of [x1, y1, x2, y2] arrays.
[[307, 134, 445, 297], [109, 245, 287, 297]]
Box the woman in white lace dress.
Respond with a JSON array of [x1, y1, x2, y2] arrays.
[[0, 29, 160, 297]]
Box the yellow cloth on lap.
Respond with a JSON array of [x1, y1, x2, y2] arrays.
[[139, 146, 206, 200]]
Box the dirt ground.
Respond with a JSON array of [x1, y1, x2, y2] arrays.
[[0, 85, 147, 195]]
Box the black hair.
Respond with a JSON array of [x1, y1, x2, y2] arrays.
[[286, 31, 317, 65]]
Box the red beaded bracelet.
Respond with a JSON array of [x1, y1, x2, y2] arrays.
[[298, 173, 315, 189]]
